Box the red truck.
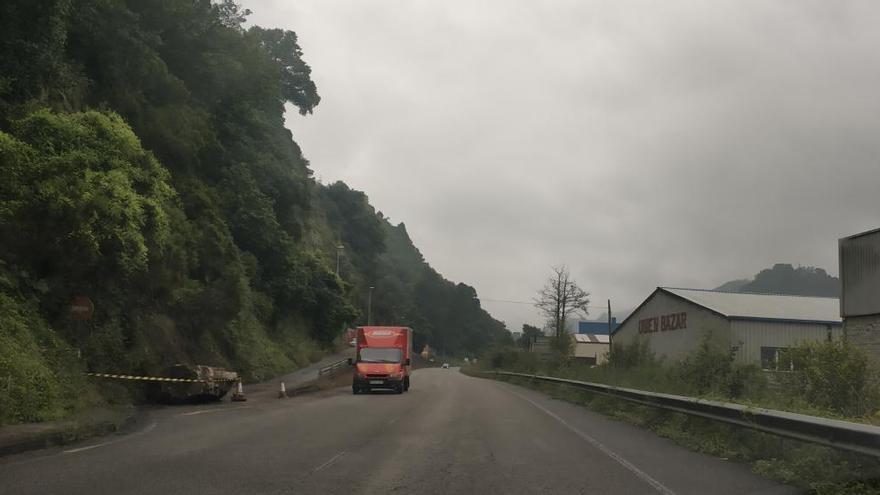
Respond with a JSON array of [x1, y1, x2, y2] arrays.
[[349, 326, 412, 394]]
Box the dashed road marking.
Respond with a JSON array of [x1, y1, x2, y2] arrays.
[[179, 406, 253, 416], [313, 451, 347, 472], [63, 422, 157, 455]]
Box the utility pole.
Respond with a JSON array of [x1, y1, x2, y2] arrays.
[[607, 298, 613, 362], [367, 286, 374, 325], [335, 245, 344, 277], [607, 299, 612, 334]]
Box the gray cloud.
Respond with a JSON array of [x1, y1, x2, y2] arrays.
[[246, 0, 880, 332]]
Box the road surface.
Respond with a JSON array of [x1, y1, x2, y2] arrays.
[[0, 368, 794, 494]]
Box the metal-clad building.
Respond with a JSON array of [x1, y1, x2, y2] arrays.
[[612, 288, 842, 368], [840, 227, 880, 359], [572, 334, 610, 365], [577, 318, 618, 335]]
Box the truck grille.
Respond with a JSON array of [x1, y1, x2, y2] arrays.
[[366, 374, 389, 378]]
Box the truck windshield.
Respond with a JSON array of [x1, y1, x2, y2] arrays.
[[359, 348, 403, 363]]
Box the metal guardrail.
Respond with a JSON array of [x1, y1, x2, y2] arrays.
[[318, 359, 350, 377], [485, 371, 880, 458]]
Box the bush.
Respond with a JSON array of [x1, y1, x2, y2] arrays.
[[0, 293, 92, 424], [783, 340, 880, 417], [607, 337, 654, 369], [484, 347, 539, 373], [674, 334, 764, 399]]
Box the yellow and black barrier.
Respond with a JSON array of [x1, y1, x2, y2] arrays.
[[86, 372, 239, 384]]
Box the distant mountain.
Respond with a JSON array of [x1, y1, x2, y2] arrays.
[[714, 264, 840, 297]]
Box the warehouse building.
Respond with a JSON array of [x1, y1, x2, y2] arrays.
[[612, 287, 842, 369], [840, 227, 880, 360], [572, 333, 610, 365], [576, 318, 619, 335]]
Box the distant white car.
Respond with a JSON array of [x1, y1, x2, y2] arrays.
[[349, 338, 357, 347], [441, 363, 450, 369]]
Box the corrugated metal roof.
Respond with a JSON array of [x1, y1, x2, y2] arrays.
[[574, 334, 610, 344], [662, 287, 841, 323]]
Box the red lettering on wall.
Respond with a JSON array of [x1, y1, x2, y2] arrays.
[[639, 312, 687, 334]]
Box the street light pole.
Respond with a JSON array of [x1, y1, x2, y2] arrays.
[[335, 245, 344, 277], [367, 286, 374, 325]]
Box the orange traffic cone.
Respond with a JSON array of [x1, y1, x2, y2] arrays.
[[231, 380, 247, 402]]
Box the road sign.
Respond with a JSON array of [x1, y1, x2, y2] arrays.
[[70, 296, 94, 320]]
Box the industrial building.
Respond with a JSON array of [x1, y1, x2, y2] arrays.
[[612, 287, 842, 369], [572, 333, 610, 365], [576, 318, 619, 335], [840, 227, 880, 360]]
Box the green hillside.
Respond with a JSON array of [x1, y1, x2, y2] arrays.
[[714, 264, 840, 297], [0, 0, 509, 424]]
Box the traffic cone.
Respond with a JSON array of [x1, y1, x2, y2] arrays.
[[278, 381, 286, 398], [231, 380, 247, 402]]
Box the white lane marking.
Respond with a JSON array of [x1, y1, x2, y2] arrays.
[[313, 451, 347, 472], [179, 406, 252, 416], [63, 442, 113, 454], [508, 389, 677, 495], [63, 421, 157, 454]]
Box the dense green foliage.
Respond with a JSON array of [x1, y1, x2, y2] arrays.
[[783, 340, 879, 417], [0, 0, 508, 423], [716, 263, 840, 297]]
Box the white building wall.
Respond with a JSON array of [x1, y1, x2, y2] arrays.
[[573, 342, 609, 364], [730, 320, 842, 366], [613, 290, 730, 362]]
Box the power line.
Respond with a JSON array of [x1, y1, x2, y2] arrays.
[[475, 296, 608, 310], [477, 297, 533, 305]]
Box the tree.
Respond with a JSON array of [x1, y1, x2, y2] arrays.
[[248, 26, 321, 115], [519, 324, 543, 350], [0, 0, 512, 421], [534, 265, 590, 340]]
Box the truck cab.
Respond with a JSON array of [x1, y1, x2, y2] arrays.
[[350, 326, 412, 394]]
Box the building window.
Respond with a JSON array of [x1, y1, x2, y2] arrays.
[[761, 346, 793, 371]]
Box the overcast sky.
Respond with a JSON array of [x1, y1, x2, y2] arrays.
[[246, 1, 880, 332]]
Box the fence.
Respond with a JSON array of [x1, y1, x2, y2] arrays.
[[318, 359, 350, 378]]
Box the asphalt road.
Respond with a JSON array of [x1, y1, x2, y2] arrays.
[[0, 368, 795, 495]]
